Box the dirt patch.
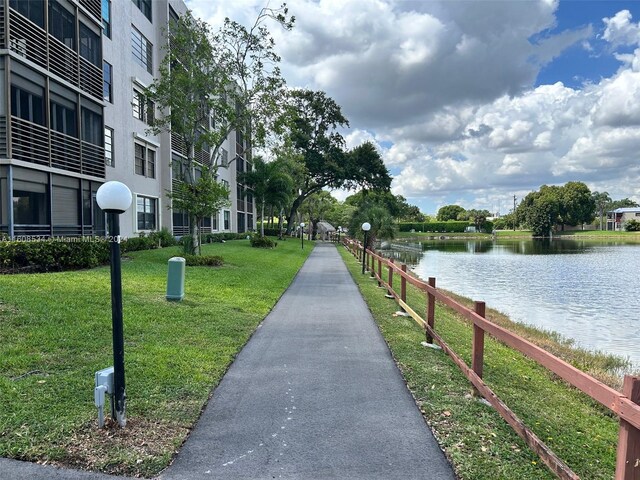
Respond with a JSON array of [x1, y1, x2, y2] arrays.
[[49, 417, 188, 478]]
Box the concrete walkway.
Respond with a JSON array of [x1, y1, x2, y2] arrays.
[[0, 243, 455, 480], [160, 242, 455, 479]]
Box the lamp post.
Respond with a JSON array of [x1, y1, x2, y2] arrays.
[[337, 226, 341, 244], [361, 222, 371, 274], [300, 222, 305, 249], [96, 181, 132, 428]]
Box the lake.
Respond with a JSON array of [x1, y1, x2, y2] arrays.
[[379, 239, 640, 368]]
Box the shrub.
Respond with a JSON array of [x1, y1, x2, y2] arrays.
[[149, 227, 178, 247], [398, 221, 471, 233], [625, 219, 640, 232], [0, 239, 110, 273], [250, 235, 277, 248], [121, 235, 158, 253], [183, 254, 224, 267]]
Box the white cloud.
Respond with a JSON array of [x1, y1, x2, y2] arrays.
[[186, 1, 640, 211]]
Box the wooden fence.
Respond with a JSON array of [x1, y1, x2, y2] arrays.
[[343, 238, 640, 480]]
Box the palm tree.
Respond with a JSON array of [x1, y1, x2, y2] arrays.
[[240, 157, 293, 237]]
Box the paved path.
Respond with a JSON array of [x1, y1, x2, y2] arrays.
[[160, 243, 455, 479], [1, 243, 455, 480]]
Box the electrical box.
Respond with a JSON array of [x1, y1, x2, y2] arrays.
[[166, 257, 185, 301]]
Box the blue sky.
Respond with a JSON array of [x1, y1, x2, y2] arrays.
[[190, 0, 640, 215]]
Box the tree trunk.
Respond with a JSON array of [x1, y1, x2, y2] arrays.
[[261, 203, 265, 237], [285, 195, 305, 235]]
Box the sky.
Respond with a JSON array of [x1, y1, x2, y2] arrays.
[[187, 0, 640, 215]]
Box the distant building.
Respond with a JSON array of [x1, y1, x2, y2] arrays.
[[606, 208, 640, 231], [0, 0, 254, 240]]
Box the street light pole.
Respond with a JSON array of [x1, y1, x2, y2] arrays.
[[300, 222, 305, 250], [361, 222, 371, 275], [96, 181, 132, 428]]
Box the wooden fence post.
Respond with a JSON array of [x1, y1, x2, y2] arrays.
[[472, 301, 486, 396], [426, 277, 436, 343], [388, 259, 394, 296], [400, 264, 407, 310], [616, 375, 640, 480], [377, 257, 382, 286]]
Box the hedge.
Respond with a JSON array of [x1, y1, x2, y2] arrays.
[[397, 221, 494, 233]]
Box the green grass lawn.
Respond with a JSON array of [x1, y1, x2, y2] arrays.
[[338, 245, 625, 480], [0, 239, 312, 477]]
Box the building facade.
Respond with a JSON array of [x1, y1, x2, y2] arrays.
[[606, 207, 640, 231], [0, 0, 254, 240]]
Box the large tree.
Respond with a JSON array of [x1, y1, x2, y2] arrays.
[[436, 205, 465, 221], [145, 6, 293, 253], [591, 191, 611, 230], [276, 89, 392, 233]]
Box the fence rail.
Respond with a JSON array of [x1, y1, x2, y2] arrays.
[[343, 238, 640, 480]]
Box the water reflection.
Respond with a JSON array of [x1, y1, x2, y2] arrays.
[[379, 239, 640, 367]]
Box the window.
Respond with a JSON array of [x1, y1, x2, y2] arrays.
[[104, 127, 114, 167], [81, 108, 102, 145], [11, 84, 45, 125], [137, 196, 157, 230], [9, 0, 44, 28], [49, 1, 76, 50], [102, 0, 111, 38], [132, 89, 154, 124], [224, 210, 230, 230], [237, 212, 245, 233], [212, 212, 218, 230], [132, 27, 153, 74], [79, 23, 101, 67], [248, 214, 254, 231], [50, 100, 77, 136], [13, 179, 48, 225], [132, 0, 152, 22], [134, 143, 156, 178], [103, 61, 113, 102]]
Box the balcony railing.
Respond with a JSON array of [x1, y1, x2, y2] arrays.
[[11, 116, 50, 166], [0, 116, 7, 158], [171, 132, 187, 157], [48, 35, 79, 86], [79, 57, 103, 101], [14, 224, 52, 237], [9, 9, 47, 68], [0, 3, 6, 49], [51, 130, 81, 173], [81, 141, 105, 178], [79, 0, 101, 22]]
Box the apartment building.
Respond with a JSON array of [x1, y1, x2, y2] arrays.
[[0, 0, 254, 240]]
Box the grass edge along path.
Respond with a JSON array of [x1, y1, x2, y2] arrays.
[[0, 239, 313, 477], [337, 244, 624, 480]]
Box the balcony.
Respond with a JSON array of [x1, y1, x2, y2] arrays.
[[0, 3, 5, 49], [8, 7, 103, 102], [11, 116, 105, 178]]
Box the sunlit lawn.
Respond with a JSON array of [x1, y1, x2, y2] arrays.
[[0, 239, 312, 477]]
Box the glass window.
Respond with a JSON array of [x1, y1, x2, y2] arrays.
[[79, 23, 101, 67], [134, 143, 155, 178], [224, 210, 230, 230], [212, 212, 218, 231], [147, 149, 155, 179], [102, 0, 111, 38], [104, 127, 114, 167], [237, 212, 245, 233], [103, 61, 112, 102], [132, 89, 154, 124], [137, 196, 157, 230], [13, 180, 48, 225], [132, 0, 152, 22], [135, 143, 144, 175], [11, 84, 45, 125], [131, 27, 153, 74], [9, 0, 44, 28], [49, 1, 76, 50], [50, 101, 77, 136], [81, 108, 102, 145]]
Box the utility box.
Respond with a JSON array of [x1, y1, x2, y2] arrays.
[[166, 257, 185, 301]]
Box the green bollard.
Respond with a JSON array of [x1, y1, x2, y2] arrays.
[[166, 257, 185, 301]]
